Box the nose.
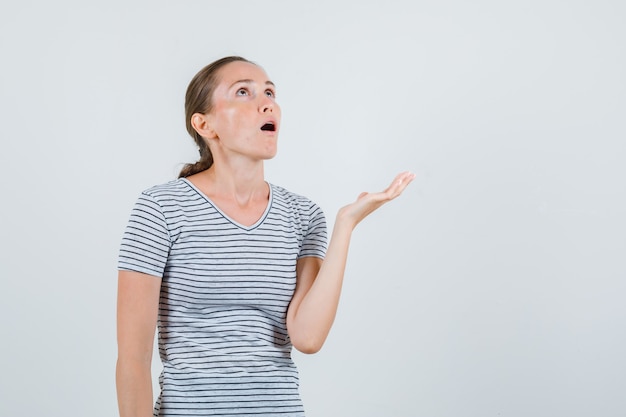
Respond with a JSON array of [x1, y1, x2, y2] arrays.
[[259, 96, 274, 113]]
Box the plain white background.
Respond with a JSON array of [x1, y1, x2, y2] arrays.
[[1, 1, 624, 416]]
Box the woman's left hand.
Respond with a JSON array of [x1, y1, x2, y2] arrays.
[[337, 171, 415, 229]]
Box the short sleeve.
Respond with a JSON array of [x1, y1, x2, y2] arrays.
[[117, 192, 172, 277], [298, 203, 327, 259]]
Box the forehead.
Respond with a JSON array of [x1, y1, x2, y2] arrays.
[[216, 61, 271, 86]]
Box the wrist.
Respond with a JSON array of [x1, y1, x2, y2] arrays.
[[334, 209, 359, 232]]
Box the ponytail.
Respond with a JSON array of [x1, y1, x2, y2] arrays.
[[178, 136, 213, 178]]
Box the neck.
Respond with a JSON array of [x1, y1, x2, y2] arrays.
[[203, 159, 267, 206]]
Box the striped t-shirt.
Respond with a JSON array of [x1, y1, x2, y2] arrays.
[[118, 178, 327, 416]]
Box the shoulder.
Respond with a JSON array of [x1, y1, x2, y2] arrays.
[[140, 178, 198, 205], [270, 184, 320, 211], [141, 178, 188, 197], [269, 183, 325, 224], [131, 179, 205, 223]]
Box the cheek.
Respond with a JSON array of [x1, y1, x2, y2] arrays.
[[215, 107, 240, 131], [221, 106, 238, 120]]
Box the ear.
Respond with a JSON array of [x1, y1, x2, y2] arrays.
[[191, 113, 217, 139]]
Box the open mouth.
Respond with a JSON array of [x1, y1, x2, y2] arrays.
[[260, 122, 276, 132]]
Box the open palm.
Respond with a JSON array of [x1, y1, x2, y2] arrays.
[[338, 171, 415, 229]]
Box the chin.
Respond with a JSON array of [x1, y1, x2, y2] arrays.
[[263, 150, 278, 160], [261, 143, 278, 160]]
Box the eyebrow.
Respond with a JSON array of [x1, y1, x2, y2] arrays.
[[229, 79, 276, 89]]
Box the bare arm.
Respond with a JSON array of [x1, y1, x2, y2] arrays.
[[116, 270, 162, 417], [286, 171, 415, 353]]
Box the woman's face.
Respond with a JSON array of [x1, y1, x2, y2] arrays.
[[205, 60, 281, 162]]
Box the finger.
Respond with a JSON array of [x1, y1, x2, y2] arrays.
[[396, 171, 416, 185], [384, 171, 415, 198], [396, 171, 416, 192], [360, 171, 415, 204]]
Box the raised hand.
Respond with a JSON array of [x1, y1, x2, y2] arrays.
[[287, 171, 415, 351], [337, 171, 415, 229]]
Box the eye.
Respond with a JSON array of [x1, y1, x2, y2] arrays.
[[236, 88, 249, 96], [265, 89, 276, 98]]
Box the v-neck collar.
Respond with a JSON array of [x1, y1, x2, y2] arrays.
[[181, 178, 273, 231]]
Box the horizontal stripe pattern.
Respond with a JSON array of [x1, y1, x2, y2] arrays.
[[118, 179, 327, 416]]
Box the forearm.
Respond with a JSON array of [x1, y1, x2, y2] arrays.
[[116, 270, 161, 416], [289, 216, 354, 353], [116, 357, 154, 417], [288, 171, 415, 353]]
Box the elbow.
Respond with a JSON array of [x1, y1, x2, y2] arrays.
[[287, 314, 331, 354], [291, 335, 325, 354], [296, 343, 322, 355]]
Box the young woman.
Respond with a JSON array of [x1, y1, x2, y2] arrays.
[[116, 56, 414, 416]]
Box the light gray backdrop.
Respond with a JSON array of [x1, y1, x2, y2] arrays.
[[1, 1, 624, 416]]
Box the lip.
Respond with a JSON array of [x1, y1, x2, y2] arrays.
[[260, 118, 278, 133]]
